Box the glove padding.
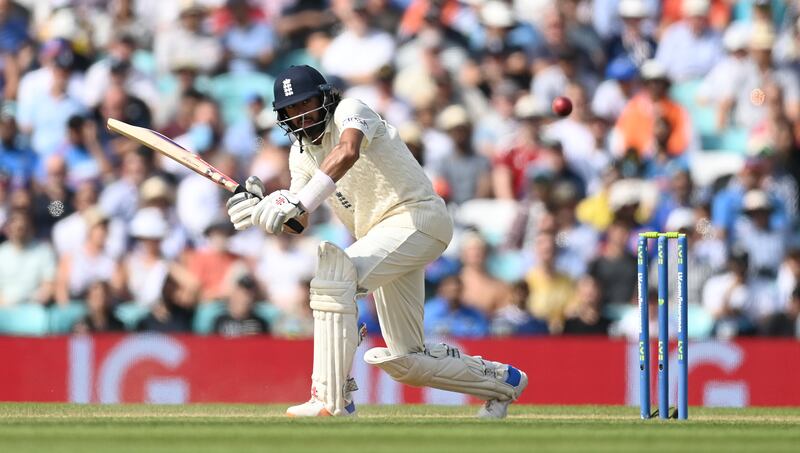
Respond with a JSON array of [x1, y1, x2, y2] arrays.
[[252, 189, 305, 234], [226, 176, 265, 230]]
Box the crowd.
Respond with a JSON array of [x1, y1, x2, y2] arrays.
[[0, 0, 799, 339]]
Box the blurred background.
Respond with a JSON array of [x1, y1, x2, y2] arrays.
[[0, 0, 799, 391]]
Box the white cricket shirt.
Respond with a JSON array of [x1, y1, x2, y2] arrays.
[[288, 98, 452, 243]]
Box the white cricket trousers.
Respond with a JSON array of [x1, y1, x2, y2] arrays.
[[345, 224, 449, 356]]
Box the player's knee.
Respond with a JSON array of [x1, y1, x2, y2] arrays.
[[310, 241, 358, 313], [363, 347, 427, 386]]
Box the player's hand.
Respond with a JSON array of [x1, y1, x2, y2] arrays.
[[252, 189, 305, 234], [226, 176, 265, 230]]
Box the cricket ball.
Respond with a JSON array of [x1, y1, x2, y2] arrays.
[[552, 96, 573, 117]]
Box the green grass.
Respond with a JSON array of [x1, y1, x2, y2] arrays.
[[1, 404, 798, 453]]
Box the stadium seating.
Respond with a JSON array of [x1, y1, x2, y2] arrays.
[[48, 302, 88, 334], [0, 304, 49, 336]]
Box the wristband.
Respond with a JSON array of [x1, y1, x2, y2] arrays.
[[297, 169, 337, 212]]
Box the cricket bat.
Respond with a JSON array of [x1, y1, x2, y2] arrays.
[[107, 118, 304, 233]]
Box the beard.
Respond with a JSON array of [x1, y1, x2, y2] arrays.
[[299, 120, 327, 144]]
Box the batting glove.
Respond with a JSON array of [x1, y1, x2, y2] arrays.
[[226, 176, 265, 230], [252, 189, 305, 234]]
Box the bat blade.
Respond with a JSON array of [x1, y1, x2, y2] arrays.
[[106, 118, 304, 233], [107, 118, 240, 192]]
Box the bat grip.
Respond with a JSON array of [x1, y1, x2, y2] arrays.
[[233, 185, 305, 233]]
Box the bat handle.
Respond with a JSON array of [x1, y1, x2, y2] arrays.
[[233, 185, 305, 233]]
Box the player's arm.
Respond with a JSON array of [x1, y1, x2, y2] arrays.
[[319, 128, 363, 181], [294, 99, 377, 213], [280, 132, 362, 235]]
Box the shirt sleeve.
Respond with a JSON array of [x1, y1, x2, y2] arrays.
[[333, 98, 383, 145]]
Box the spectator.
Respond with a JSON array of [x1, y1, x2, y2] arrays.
[[762, 286, 800, 337], [606, 0, 657, 67], [99, 146, 153, 222], [184, 219, 244, 302], [458, 231, 509, 314], [655, 0, 723, 81], [154, 2, 222, 75], [724, 23, 800, 129], [83, 33, 158, 112], [346, 65, 412, 128], [696, 25, 750, 130], [71, 280, 125, 334], [138, 176, 188, 260], [176, 147, 232, 243], [19, 48, 86, 158], [532, 47, 598, 110], [0, 0, 29, 55], [472, 80, 518, 158], [614, 59, 693, 159], [760, 118, 800, 223], [274, 0, 335, 52], [219, 0, 276, 73], [531, 139, 586, 199], [223, 94, 265, 165], [322, 1, 395, 87], [113, 207, 197, 309], [492, 94, 544, 200], [589, 221, 638, 308], [0, 210, 56, 306], [491, 280, 549, 336], [702, 249, 758, 338], [395, 22, 468, 77], [270, 278, 314, 338], [526, 230, 575, 333], [563, 276, 612, 335], [592, 56, 639, 122], [159, 72, 203, 136], [53, 207, 117, 305], [55, 116, 112, 189], [470, 1, 539, 58], [777, 248, 800, 313], [94, 84, 152, 140], [543, 83, 601, 191], [31, 155, 74, 239], [576, 163, 623, 231], [529, 6, 595, 74], [559, 0, 606, 72], [649, 167, 696, 232], [551, 182, 599, 279], [435, 104, 491, 204], [0, 113, 37, 188], [424, 275, 490, 338], [52, 184, 126, 258], [136, 274, 197, 333], [592, 0, 659, 41], [733, 189, 786, 279], [611, 286, 660, 340], [661, 207, 726, 306], [712, 158, 785, 241], [91, 0, 151, 49], [213, 274, 269, 337], [255, 234, 316, 314], [16, 39, 85, 139]]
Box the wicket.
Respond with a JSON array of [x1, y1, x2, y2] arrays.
[[637, 232, 688, 420]]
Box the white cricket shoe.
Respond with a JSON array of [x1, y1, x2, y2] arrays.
[[477, 365, 528, 419], [285, 397, 357, 417]]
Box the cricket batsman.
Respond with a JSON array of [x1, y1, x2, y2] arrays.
[[226, 65, 528, 418]]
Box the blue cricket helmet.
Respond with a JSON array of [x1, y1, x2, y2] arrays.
[[272, 65, 340, 145], [273, 65, 328, 110]]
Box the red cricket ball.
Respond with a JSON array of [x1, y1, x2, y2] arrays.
[[552, 96, 573, 117]]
